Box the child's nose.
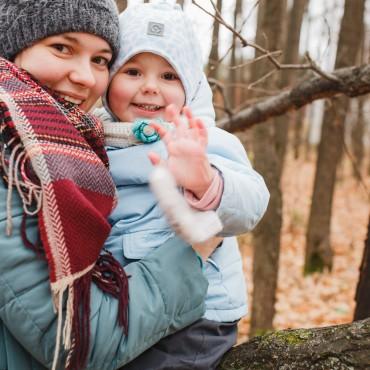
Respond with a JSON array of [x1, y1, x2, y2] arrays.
[[141, 77, 159, 94]]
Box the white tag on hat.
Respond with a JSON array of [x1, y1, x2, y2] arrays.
[[147, 22, 165, 36]]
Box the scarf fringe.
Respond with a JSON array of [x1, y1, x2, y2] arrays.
[[1, 138, 42, 236], [50, 274, 91, 370], [52, 286, 67, 370], [49, 254, 129, 370], [93, 250, 130, 332]]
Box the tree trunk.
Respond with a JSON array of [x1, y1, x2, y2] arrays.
[[274, 0, 307, 175], [305, 0, 365, 274], [217, 318, 370, 369], [354, 215, 370, 321], [207, 0, 222, 79], [351, 97, 365, 181], [249, 0, 285, 337], [293, 107, 306, 160], [350, 16, 366, 181], [228, 0, 242, 109], [115, 0, 127, 12]]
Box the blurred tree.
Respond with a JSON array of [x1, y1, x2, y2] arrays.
[[351, 97, 366, 180], [249, 0, 285, 337], [274, 0, 307, 174], [293, 107, 306, 159], [354, 215, 370, 320], [207, 0, 222, 79], [351, 31, 367, 180], [228, 0, 242, 109], [305, 0, 365, 274]]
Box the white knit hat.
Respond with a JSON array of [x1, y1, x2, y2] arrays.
[[109, 1, 204, 106]]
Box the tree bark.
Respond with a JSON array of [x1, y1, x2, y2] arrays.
[[207, 0, 222, 79], [274, 0, 307, 174], [354, 215, 370, 321], [228, 0, 242, 109], [293, 107, 305, 159], [351, 97, 365, 180], [249, 0, 284, 337], [350, 17, 366, 181], [305, 0, 365, 274], [217, 318, 370, 370]]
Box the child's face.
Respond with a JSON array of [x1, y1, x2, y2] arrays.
[[14, 32, 113, 112], [108, 53, 185, 122]]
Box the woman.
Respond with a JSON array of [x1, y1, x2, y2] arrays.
[[0, 1, 209, 369]]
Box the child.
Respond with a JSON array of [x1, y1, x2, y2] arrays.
[[96, 2, 270, 369]]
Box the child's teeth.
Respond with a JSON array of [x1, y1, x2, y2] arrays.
[[137, 104, 160, 111]]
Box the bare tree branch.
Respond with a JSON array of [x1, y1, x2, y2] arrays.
[[192, 0, 338, 82], [228, 51, 282, 70], [217, 64, 370, 132], [192, 0, 248, 47]]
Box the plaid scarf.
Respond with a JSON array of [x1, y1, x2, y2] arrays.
[[0, 58, 129, 370]]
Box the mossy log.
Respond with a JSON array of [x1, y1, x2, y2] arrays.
[[217, 318, 370, 370]]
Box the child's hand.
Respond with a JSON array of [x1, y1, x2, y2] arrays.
[[148, 105, 216, 199]]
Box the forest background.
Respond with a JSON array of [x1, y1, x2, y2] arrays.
[[116, 0, 370, 368]]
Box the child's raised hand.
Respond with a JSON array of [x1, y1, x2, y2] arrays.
[[148, 104, 216, 199]]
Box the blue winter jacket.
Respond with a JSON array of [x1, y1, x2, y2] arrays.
[[105, 126, 270, 323], [0, 177, 208, 369]]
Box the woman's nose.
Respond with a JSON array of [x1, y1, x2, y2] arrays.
[[69, 61, 96, 88]]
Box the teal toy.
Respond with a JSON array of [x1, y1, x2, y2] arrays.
[[132, 118, 162, 144]]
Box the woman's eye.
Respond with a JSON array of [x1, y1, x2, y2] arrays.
[[92, 56, 110, 66], [51, 44, 69, 53], [125, 69, 140, 76], [162, 72, 179, 81]]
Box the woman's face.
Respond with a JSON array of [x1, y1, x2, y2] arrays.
[[14, 32, 112, 112]]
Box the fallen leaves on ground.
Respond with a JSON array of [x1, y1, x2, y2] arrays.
[[237, 152, 370, 344]]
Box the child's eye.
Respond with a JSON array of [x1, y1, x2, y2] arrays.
[[51, 44, 69, 54], [92, 56, 110, 67], [162, 72, 179, 81], [124, 68, 140, 76]]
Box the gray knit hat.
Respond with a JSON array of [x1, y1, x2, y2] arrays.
[[109, 1, 204, 106], [0, 0, 120, 62]]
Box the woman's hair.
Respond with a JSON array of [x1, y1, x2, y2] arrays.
[[0, 0, 120, 62]]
